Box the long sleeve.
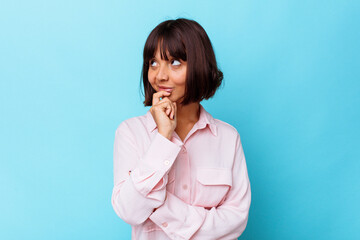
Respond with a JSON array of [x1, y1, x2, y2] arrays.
[[149, 133, 251, 240], [111, 122, 182, 226]]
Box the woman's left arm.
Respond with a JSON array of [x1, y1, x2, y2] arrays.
[[149, 133, 251, 240]]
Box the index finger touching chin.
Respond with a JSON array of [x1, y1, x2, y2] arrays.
[[152, 91, 171, 105]]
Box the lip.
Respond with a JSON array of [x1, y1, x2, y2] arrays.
[[158, 86, 174, 92]]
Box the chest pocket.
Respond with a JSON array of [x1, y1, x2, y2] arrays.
[[192, 168, 232, 208]]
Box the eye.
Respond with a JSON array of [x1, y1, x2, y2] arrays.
[[171, 59, 181, 66], [150, 59, 157, 67]]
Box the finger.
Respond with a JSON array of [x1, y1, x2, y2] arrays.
[[169, 101, 175, 119], [165, 98, 175, 119], [168, 101, 173, 120], [157, 97, 174, 119], [152, 91, 171, 105], [158, 97, 174, 110], [173, 102, 177, 120], [166, 104, 171, 116], [168, 101, 175, 119], [158, 99, 173, 117]]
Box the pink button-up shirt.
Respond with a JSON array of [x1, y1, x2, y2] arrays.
[[111, 104, 251, 240]]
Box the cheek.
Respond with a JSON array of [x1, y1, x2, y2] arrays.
[[172, 73, 186, 85], [148, 72, 155, 84]]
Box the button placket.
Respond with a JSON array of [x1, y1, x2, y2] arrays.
[[176, 149, 191, 203], [181, 147, 187, 153]]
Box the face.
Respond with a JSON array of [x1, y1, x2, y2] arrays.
[[148, 45, 187, 104]]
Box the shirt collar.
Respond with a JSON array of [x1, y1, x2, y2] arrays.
[[145, 103, 218, 136]]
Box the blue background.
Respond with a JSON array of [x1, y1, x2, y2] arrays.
[[1, 0, 359, 239]]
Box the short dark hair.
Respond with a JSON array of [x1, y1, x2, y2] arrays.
[[140, 18, 224, 106]]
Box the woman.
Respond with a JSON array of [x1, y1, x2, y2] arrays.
[[111, 18, 251, 240]]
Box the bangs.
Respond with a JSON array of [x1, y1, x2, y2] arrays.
[[144, 26, 187, 64]]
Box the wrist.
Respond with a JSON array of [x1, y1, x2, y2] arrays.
[[158, 130, 172, 140]]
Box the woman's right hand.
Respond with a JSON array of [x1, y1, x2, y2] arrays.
[[150, 90, 177, 140]]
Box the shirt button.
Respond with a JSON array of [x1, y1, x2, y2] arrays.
[[164, 160, 170, 166], [181, 148, 186, 153], [162, 222, 168, 227], [182, 184, 188, 190]]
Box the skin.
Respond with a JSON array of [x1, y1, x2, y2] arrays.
[[148, 45, 200, 141]]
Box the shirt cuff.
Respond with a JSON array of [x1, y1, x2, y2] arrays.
[[139, 132, 182, 171], [130, 132, 182, 196]]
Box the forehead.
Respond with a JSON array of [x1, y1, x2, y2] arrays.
[[153, 45, 171, 59], [152, 40, 173, 60], [151, 35, 187, 61]]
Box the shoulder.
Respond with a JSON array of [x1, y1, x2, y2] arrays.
[[212, 117, 242, 150], [213, 118, 240, 138], [214, 118, 238, 133], [115, 113, 148, 136], [201, 104, 240, 139]]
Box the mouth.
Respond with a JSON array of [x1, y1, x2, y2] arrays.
[[158, 86, 174, 93]]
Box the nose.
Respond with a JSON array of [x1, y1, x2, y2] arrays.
[[156, 63, 169, 82]]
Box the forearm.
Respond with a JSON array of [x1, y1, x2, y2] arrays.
[[149, 190, 251, 239], [112, 130, 183, 225]]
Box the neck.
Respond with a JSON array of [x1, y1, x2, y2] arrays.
[[176, 102, 200, 125]]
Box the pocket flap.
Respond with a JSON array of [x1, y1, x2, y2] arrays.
[[197, 168, 232, 186]]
